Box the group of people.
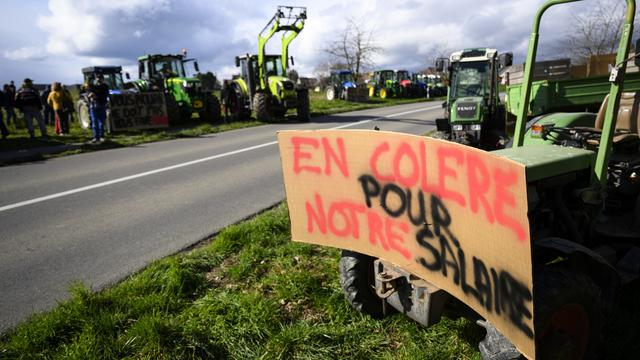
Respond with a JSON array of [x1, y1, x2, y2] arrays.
[[0, 75, 111, 143]]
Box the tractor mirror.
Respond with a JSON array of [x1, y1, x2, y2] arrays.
[[499, 52, 513, 69], [291, 56, 295, 66], [635, 39, 640, 67], [235, 56, 240, 67], [194, 61, 200, 73], [125, 72, 130, 80]]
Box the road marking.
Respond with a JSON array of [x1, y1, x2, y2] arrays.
[[0, 105, 441, 213]]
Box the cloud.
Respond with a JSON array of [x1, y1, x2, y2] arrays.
[[3, 47, 48, 61]]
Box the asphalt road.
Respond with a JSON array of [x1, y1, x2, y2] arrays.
[[0, 101, 443, 332]]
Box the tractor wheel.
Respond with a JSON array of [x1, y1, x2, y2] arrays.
[[380, 88, 388, 99], [179, 104, 192, 123], [339, 250, 385, 318], [76, 99, 91, 129], [326, 87, 336, 101], [297, 89, 310, 122], [199, 93, 222, 123], [535, 266, 602, 360], [369, 86, 375, 97], [165, 95, 181, 126], [253, 92, 272, 122]]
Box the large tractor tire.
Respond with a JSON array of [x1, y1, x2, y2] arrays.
[[253, 92, 273, 122], [199, 93, 222, 123], [369, 86, 375, 98], [339, 250, 385, 318], [297, 89, 310, 122], [326, 87, 336, 101], [534, 266, 602, 360], [379, 88, 388, 99], [76, 99, 91, 129]]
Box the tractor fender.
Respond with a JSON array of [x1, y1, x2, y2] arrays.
[[534, 237, 620, 316]]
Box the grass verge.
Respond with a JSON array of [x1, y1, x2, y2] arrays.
[[0, 203, 481, 359]]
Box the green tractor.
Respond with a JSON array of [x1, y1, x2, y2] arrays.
[[224, 6, 309, 122], [130, 53, 221, 124], [368, 70, 400, 99], [435, 48, 513, 150]]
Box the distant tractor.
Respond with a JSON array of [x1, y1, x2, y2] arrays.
[[325, 70, 357, 100], [130, 53, 221, 124], [368, 70, 400, 99], [435, 48, 513, 149], [396, 70, 418, 97], [77, 66, 132, 130], [425, 74, 446, 97], [224, 6, 309, 122]]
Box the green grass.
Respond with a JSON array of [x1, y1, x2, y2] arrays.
[[0, 204, 482, 359]]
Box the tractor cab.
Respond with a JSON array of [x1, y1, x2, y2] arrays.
[[436, 48, 512, 149], [81, 66, 128, 93]]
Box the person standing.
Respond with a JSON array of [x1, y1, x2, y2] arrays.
[[47, 82, 73, 135], [41, 85, 54, 125], [0, 88, 8, 139], [88, 75, 109, 142], [3, 84, 17, 127], [15, 78, 47, 139]]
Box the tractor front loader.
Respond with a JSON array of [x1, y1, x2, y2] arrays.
[[225, 6, 309, 122]]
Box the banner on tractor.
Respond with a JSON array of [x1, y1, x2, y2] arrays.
[[109, 92, 169, 131], [278, 130, 535, 359]]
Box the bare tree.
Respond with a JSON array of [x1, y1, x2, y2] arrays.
[[556, 0, 639, 64], [323, 18, 383, 81]]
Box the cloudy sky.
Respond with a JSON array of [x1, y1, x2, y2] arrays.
[[0, 0, 605, 86]]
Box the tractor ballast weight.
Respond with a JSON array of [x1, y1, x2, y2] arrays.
[[435, 48, 513, 150], [226, 6, 309, 122], [130, 53, 221, 124]]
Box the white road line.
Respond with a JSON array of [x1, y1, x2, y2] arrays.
[[0, 105, 441, 213]]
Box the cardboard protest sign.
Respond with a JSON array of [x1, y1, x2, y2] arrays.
[[278, 130, 534, 359], [109, 92, 169, 131]]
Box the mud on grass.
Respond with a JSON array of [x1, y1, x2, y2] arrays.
[[0, 203, 483, 359]]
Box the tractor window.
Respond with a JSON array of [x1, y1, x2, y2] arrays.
[[397, 71, 410, 81], [264, 57, 284, 77], [380, 71, 395, 82], [451, 61, 489, 98], [339, 72, 353, 83], [140, 60, 150, 80], [153, 58, 186, 78], [104, 73, 124, 90]]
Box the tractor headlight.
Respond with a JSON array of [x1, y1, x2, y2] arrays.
[[276, 82, 283, 94], [470, 124, 482, 131], [452, 124, 464, 131], [182, 80, 189, 88]]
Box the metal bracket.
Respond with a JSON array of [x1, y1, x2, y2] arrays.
[[375, 271, 402, 299]]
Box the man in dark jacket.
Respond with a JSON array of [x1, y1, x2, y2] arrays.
[[3, 84, 17, 126], [88, 75, 110, 142], [15, 78, 47, 138]]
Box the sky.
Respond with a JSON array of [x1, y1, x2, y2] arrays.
[[0, 0, 607, 86]]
